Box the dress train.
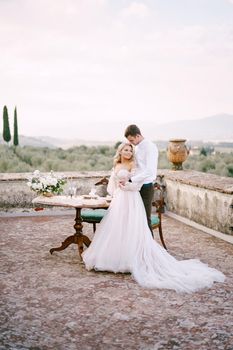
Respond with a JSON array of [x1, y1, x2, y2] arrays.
[[82, 170, 225, 293]]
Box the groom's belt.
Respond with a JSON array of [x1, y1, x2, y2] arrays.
[[142, 182, 153, 187]]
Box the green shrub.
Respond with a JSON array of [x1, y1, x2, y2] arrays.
[[0, 144, 232, 177]]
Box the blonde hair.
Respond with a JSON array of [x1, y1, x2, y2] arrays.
[[113, 142, 134, 166]]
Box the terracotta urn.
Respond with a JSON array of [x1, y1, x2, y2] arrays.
[[167, 139, 189, 170]]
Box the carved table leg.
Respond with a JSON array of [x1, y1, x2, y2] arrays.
[[50, 207, 92, 258], [74, 208, 91, 257], [50, 235, 76, 254]]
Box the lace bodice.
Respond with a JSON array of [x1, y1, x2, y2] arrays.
[[107, 168, 141, 195], [115, 168, 131, 181]]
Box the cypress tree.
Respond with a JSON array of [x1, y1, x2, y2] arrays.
[[13, 106, 19, 146], [3, 106, 11, 144]]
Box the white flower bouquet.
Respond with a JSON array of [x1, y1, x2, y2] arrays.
[[27, 170, 66, 196]]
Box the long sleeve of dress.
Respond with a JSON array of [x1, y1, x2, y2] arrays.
[[107, 170, 117, 196]]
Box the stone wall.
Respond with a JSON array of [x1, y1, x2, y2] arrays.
[[160, 170, 233, 236], [0, 171, 110, 209], [0, 170, 233, 235]]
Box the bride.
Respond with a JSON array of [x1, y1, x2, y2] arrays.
[[82, 142, 225, 293]]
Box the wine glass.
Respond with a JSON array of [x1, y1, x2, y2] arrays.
[[89, 187, 97, 197], [67, 180, 77, 198]]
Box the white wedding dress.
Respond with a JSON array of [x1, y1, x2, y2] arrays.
[[82, 169, 225, 293]]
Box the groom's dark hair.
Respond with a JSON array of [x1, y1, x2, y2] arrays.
[[124, 124, 141, 137]]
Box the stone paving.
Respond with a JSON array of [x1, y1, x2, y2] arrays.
[[0, 211, 233, 350]]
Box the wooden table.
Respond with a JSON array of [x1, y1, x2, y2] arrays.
[[32, 195, 110, 258]]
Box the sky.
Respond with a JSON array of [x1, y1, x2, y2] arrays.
[[1, 0, 233, 140]]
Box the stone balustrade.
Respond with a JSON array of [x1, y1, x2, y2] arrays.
[[0, 170, 232, 235], [0, 171, 110, 209], [160, 170, 233, 236]]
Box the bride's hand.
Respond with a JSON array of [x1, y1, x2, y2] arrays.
[[119, 182, 126, 189], [119, 179, 127, 185], [119, 182, 141, 192]]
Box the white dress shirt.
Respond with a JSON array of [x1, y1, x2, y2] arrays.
[[131, 139, 158, 185]]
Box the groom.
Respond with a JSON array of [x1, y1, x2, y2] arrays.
[[124, 124, 158, 235]]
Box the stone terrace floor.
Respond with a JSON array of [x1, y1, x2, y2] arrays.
[[0, 211, 233, 350]]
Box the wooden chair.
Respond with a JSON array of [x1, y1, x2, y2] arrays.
[[81, 208, 108, 233], [151, 182, 167, 250], [81, 178, 167, 249]]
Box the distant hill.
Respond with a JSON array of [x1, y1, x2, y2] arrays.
[[0, 134, 115, 149], [1, 114, 232, 148], [37, 136, 115, 149], [155, 114, 233, 141], [0, 134, 56, 148], [46, 113, 232, 144]]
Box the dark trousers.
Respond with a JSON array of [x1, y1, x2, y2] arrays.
[[140, 183, 154, 236]]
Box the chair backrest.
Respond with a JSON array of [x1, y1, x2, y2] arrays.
[[152, 183, 166, 216], [95, 177, 109, 186], [95, 177, 109, 197]]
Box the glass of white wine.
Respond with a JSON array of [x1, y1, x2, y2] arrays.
[[66, 180, 77, 198]]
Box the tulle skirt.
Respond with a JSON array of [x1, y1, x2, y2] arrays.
[[82, 189, 225, 293]]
